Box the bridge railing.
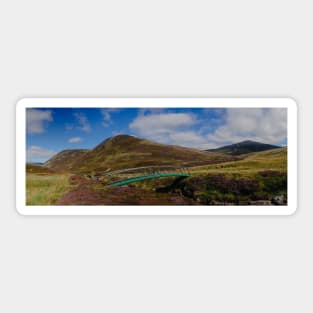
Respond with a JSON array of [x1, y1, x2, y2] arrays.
[[82, 166, 191, 185], [95, 166, 190, 185], [102, 165, 186, 177]]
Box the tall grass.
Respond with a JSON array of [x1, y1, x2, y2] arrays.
[[26, 174, 71, 205]]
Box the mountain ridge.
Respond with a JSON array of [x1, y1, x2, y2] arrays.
[[44, 134, 238, 173], [206, 140, 280, 155]]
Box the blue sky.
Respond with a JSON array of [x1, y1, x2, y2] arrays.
[[26, 107, 287, 162]]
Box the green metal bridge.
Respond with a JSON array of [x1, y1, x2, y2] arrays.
[[101, 166, 191, 187], [108, 173, 190, 187]]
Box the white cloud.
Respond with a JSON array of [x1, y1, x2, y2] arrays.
[[168, 131, 206, 148], [129, 112, 210, 148], [130, 113, 198, 136], [68, 137, 82, 143], [73, 112, 91, 132], [167, 132, 218, 149], [102, 122, 110, 128], [207, 108, 287, 145], [26, 109, 53, 134], [26, 146, 56, 162], [101, 109, 112, 122], [100, 109, 120, 127]]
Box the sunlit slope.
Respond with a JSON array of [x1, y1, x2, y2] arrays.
[[190, 147, 287, 176]]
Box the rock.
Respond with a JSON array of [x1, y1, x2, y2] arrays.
[[272, 195, 285, 205], [181, 185, 194, 199]]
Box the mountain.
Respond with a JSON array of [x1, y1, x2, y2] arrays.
[[44, 135, 237, 173], [44, 149, 89, 171], [207, 140, 280, 156]]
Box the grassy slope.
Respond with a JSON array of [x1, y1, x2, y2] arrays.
[[125, 148, 287, 191], [44, 149, 89, 172], [26, 174, 73, 205], [116, 148, 287, 190], [189, 147, 287, 177]]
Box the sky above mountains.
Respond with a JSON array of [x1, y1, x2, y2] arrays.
[[26, 107, 287, 162]]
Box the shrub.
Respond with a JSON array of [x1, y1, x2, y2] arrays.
[[180, 172, 287, 204], [258, 173, 287, 194], [258, 170, 282, 177], [237, 178, 260, 195], [205, 174, 260, 195]]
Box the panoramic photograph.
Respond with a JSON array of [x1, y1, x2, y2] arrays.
[[25, 107, 288, 206]]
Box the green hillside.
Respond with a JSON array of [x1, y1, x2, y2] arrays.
[[44, 149, 89, 172], [45, 135, 238, 173]]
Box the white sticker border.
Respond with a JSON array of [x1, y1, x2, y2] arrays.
[[16, 98, 297, 215]]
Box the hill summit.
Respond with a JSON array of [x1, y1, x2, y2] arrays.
[[206, 140, 280, 155], [44, 134, 236, 173]]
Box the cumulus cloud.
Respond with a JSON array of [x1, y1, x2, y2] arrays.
[[168, 131, 213, 149], [130, 113, 197, 136], [101, 109, 112, 122], [26, 146, 56, 162], [207, 108, 287, 145], [68, 137, 82, 143], [26, 109, 53, 134], [129, 112, 210, 148], [100, 108, 120, 127], [73, 112, 91, 132]]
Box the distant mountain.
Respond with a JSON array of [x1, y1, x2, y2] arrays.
[[44, 135, 237, 173], [44, 149, 89, 171], [206, 140, 280, 156]]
